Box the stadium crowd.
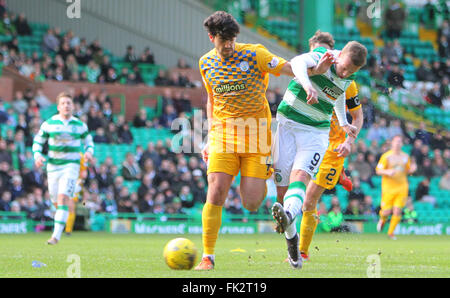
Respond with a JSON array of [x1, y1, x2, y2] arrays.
[[0, 8, 196, 88], [1, 85, 449, 228], [0, 2, 449, 231]]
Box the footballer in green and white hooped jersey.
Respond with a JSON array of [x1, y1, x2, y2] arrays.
[[32, 92, 94, 245], [271, 41, 367, 269]]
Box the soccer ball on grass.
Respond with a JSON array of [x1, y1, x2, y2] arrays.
[[163, 238, 197, 270]]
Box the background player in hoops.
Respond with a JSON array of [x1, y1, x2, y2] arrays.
[[33, 92, 94, 245]]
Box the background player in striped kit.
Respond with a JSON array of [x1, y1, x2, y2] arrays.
[[32, 92, 94, 245], [271, 41, 367, 269]]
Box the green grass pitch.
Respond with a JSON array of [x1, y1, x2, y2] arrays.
[[0, 232, 449, 278]]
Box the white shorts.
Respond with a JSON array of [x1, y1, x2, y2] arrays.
[[47, 164, 80, 203], [272, 120, 329, 187]]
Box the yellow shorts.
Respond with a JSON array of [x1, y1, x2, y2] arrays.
[[313, 148, 345, 190], [207, 150, 273, 180], [380, 190, 408, 210]]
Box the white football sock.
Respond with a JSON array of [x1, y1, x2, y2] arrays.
[[51, 205, 69, 241]]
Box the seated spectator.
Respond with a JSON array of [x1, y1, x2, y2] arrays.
[[431, 61, 445, 80], [126, 72, 139, 85], [387, 120, 403, 140], [11, 91, 28, 115], [421, 0, 437, 29], [323, 205, 348, 232], [414, 122, 432, 145], [361, 195, 376, 216], [415, 60, 436, 82], [140, 47, 155, 64], [159, 104, 178, 128], [118, 123, 133, 144], [87, 106, 105, 132], [439, 170, 450, 190], [426, 83, 443, 107], [139, 192, 154, 213], [101, 190, 118, 214], [96, 164, 114, 192], [177, 57, 191, 69], [382, 41, 400, 64], [154, 69, 171, 86], [11, 175, 25, 200], [117, 67, 129, 84], [101, 101, 114, 123], [179, 185, 194, 208], [384, 1, 406, 39], [124, 45, 138, 63], [105, 67, 118, 83], [89, 39, 103, 56], [414, 177, 436, 206], [432, 154, 448, 177], [93, 127, 109, 144], [133, 108, 152, 128], [403, 198, 418, 224], [121, 153, 142, 181], [42, 28, 60, 53], [0, 190, 11, 211], [7, 37, 19, 52], [131, 65, 144, 84], [387, 64, 405, 88], [173, 91, 192, 114], [100, 55, 113, 77], [348, 177, 365, 202], [438, 35, 449, 58], [117, 187, 134, 213], [344, 199, 363, 220], [353, 153, 373, 185]]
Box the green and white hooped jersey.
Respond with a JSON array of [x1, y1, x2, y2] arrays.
[[277, 47, 354, 131], [32, 115, 94, 171]]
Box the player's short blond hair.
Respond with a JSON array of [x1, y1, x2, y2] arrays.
[[341, 41, 368, 67], [56, 92, 73, 105]]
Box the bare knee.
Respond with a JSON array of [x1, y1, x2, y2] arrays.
[[241, 200, 260, 212], [207, 174, 231, 204], [290, 170, 311, 185]]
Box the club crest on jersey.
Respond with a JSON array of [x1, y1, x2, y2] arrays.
[[268, 57, 279, 69], [239, 61, 249, 72]]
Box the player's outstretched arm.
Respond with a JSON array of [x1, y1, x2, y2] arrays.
[[291, 54, 319, 104], [335, 105, 364, 157], [32, 122, 49, 168], [202, 92, 214, 163]]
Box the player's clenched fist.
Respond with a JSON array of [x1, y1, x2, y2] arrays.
[[201, 142, 209, 163], [35, 156, 46, 168], [304, 85, 318, 105]]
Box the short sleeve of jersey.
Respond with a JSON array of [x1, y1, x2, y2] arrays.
[[345, 81, 361, 111], [405, 156, 411, 173], [254, 44, 287, 76], [199, 58, 213, 94], [376, 153, 388, 170]]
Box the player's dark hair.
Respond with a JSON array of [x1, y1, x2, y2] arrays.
[[203, 11, 240, 40], [309, 30, 335, 49], [342, 41, 368, 67]]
